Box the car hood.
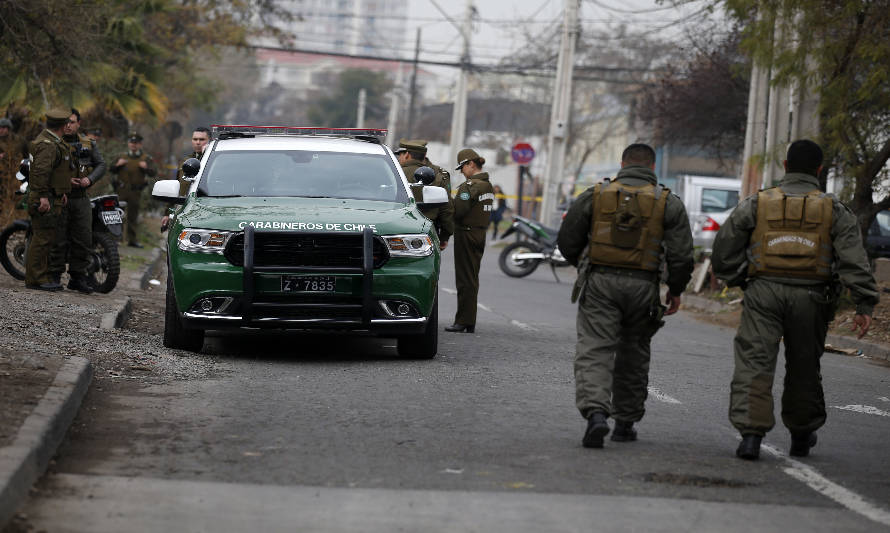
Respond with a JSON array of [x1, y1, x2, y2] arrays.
[[177, 197, 429, 235]]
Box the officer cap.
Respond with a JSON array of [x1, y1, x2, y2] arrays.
[[45, 108, 70, 128], [128, 132, 143, 143], [396, 139, 427, 156], [0, 118, 12, 128], [456, 148, 484, 170]]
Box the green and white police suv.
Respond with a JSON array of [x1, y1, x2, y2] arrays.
[[152, 126, 448, 358]]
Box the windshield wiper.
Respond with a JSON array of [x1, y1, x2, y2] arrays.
[[209, 194, 243, 198]]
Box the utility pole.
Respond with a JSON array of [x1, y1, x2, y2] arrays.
[[356, 88, 367, 129], [386, 65, 404, 147], [540, 0, 579, 226], [406, 28, 421, 138], [449, 0, 473, 164]]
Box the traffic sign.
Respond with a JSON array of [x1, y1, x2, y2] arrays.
[[511, 142, 535, 165]]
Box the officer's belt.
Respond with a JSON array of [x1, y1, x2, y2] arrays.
[[591, 265, 658, 282], [457, 225, 487, 231]]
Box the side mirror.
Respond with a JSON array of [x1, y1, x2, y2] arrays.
[[181, 157, 201, 181], [418, 185, 448, 207], [413, 166, 436, 186], [152, 180, 186, 204]]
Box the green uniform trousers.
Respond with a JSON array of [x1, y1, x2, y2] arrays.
[[453, 228, 486, 326], [575, 271, 658, 421], [730, 278, 831, 437], [25, 196, 62, 286], [119, 189, 141, 243], [48, 194, 92, 277]]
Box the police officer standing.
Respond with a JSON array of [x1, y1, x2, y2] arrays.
[[445, 148, 494, 333], [712, 139, 878, 460], [48, 109, 106, 292], [25, 109, 76, 291], [110, 133, 157, 247], [557, 143, 694, 448], [161, 126, 211, 231], [395, 139, 454, 250]]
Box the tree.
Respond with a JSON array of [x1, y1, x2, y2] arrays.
[[0, 0, 295, 125], [307, 69, 392, 128], [636, 29, 750, 162], [723, 0, 890, 237]]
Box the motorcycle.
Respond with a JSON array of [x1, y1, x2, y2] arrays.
[[498, 215, 571, 281], [0, 158, 124, 293]]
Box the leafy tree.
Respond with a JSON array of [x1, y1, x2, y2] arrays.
[[723, 0, 890, 236], [307, 69, 393, 128], [637, 29, 750, 162], [0, 0, 294, 125]]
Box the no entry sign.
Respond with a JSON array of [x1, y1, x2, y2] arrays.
[[511, 142, 535, 165]]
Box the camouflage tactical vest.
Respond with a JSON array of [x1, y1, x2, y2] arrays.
[[587, 180, 668, 272], [747, 187, 833, 281]]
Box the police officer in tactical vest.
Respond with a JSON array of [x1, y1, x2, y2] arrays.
[[48, 108, 106, 292], [25, 109, 77, 291], [395, 139, 454, 250], [557, 143, 694, 448], [712, 139, 878, 460], [445, 148, 494, 333], [110, 132, 157, 247]]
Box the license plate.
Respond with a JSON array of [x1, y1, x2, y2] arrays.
[[101, 211, 123, 225], [281, 275, 336, 292]]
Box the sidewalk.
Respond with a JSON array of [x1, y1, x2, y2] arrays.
[[0, 239, 166, 528], [681, 292, 890, 362]]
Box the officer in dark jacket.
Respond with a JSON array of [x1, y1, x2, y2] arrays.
[[445, 148, 494, 333], [25, 109, 77, 291], [712, 139, 878, 460], [48, 109, 106, 292], [110, 133, 157, 247], [161, 126, 211, 232], [557, 143, 694, 448], [395, 139, 454, 250]]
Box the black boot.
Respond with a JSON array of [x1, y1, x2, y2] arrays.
[[790, 432, 817, 457], [67, 275, 94, 294], [582, 412, 610, 448], [736, 434, 762, 460], [611, 420, 637, 442], [444, 323, 475, 333]]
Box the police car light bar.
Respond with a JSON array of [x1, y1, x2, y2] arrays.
[[212, 125, 387, 141]]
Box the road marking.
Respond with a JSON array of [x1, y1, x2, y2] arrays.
[[477, 303, 492, 312], [647, 387, 682, 404], [761, 443, 890, 527], [441, 287, 457, 295], [510, 320, 537, 332], [831, 404, 890, 417], [878, 396, 890, 403]]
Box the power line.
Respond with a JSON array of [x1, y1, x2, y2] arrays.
[[584, 0, 702, 15]]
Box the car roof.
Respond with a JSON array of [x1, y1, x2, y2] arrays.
[[212, 135, 388, 155]]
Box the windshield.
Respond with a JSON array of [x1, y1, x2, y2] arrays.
[[701, 188, 739, 213], [198, 150, 408, 202]]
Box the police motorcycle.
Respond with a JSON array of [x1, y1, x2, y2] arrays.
[[0, 157, 125, 292], [497, 214, 571, 281]]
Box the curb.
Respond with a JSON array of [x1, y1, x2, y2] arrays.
[[681, 293, 890, 362], [138, 245, 165, 291], [0, 357, 93, 528], [99, 297, 132, 330]]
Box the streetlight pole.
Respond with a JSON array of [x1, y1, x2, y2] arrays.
[[448, 0, 473, 164], [540, 0, 579, 226]]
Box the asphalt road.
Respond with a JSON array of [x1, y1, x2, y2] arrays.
[[14, 239, 890, 532]]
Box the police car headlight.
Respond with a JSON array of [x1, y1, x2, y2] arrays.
[[383, 234, 434, 257], [177, 229, 233, 254]]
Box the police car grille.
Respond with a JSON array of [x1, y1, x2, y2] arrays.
[[225, 233, 389, 268]]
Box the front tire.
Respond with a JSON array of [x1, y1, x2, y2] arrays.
[[499, 241, 541, 277], [164, 270, 204, 352], [397, 295, 438, 359], [0, 224, 29, 280], [88, 232, 120, 293]]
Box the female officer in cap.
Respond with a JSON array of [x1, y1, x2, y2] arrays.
[[446, 148, 494, 333]]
